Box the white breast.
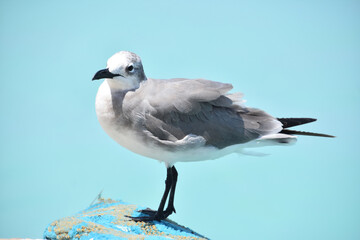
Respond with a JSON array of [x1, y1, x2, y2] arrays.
[[95, 81, 169, 162]]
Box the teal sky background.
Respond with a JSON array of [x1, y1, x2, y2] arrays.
[[0, 0, 359, 239]]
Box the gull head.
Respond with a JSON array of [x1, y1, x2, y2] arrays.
[[92, 51, 147, 90]]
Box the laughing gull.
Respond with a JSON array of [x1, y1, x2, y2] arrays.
[[92, 51, 334, 221]]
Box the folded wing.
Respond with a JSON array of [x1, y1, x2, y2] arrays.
[[123, 78, 282, 149]]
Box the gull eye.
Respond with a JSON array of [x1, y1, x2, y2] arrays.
[[127, 65, 134, 72]]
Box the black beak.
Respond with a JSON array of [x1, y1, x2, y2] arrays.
[[92, 68, 122, 80]]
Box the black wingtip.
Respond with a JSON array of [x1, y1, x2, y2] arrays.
[[280, 129, 335, 138], [277, 118, 317, 129]]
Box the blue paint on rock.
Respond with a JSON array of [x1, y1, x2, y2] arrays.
[[43, 198, 208, 239]]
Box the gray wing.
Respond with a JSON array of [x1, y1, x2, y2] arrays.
[[123, 78, 282, 149]]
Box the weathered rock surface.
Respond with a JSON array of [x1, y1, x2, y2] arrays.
[[44, 198, 208, 240]]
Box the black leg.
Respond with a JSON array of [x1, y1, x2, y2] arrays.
[[129, 166, 175, 221], [164, 166, 178, 216], [154, 167, 173, 219]]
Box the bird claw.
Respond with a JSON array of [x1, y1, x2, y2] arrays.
[[126, 209, 165, 222], [127, 215, 159, 222], [139, 208, 157, 216]]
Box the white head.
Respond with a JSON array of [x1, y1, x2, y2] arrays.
[[92, 51, 147, 91]]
